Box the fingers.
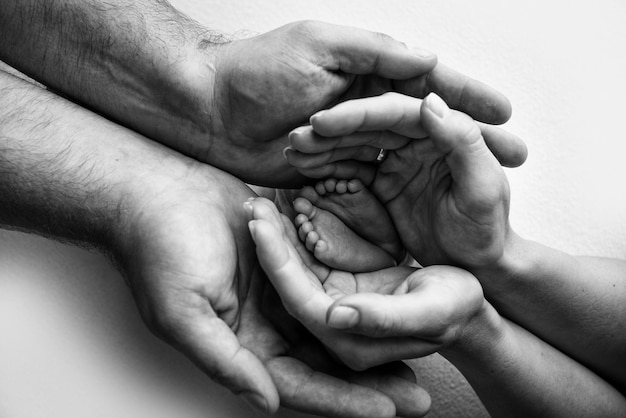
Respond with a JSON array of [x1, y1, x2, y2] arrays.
[[347, 363, 432, 418], [310, 21, 437, 78], [157, 307, 279, 413], [395, 62, 513, 124], [290, 126, 412, 154], [284, 143, 381, 168], [309, 92, 428, 138], [479, 122, 528, 167], [326, 266, 483, 341], [261, 284, 432, 417], [288, 92, 524, 172], [327, 292, 448, 339], [268, 356, 398, 418], [246, 198, 332, 325], [420, 93, 508, 203]]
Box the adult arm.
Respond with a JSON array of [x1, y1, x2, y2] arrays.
[[476, 237, 626, 393], [0, 0, 520, 187], [247, 196, 626, 417], [327, 272, 626, 418], [288, 91, 626, 392], [0, 69, 431, 417], [0, 67, 278, 409]]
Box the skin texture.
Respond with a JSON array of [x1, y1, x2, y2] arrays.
[[0, 70, 433, 418], [246, 197, 476, 367], [247, 195, 626, 417], [286, 91, 626, 400], [295, 178, 403, 272], [0, 1, 520, 188], [208, 22, 507, 186]]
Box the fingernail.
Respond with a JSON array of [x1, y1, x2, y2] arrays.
[[240, 392, 269, 414], [312, 110, 326, 119], [425, 93, 449, 118], [283, 146, 293, 159], [309, 110, 327, 125], [327, 306, 359, 329], [410, 46, 436, 59], [289, 126, 307, 138]]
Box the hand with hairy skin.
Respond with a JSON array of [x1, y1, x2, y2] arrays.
[[0, 70, 430, 418], [208, 21, 516, 186], [0, 0, 515, 187]]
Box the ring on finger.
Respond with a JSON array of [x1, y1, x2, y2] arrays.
[[376, 148, 387, 163]]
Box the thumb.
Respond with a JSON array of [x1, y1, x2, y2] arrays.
[[420, 93, 507, 203], [326, 291, 447, 342], [312, 21, 437, 78]]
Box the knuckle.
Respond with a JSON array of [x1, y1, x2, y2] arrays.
[[458, 118, 483, 146], [363, 306, 396, 338], [142, 303, 180, 338], [373, 31, 395, 45], [289, 20, 322, 38]]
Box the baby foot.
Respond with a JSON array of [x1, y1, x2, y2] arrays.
[[294, 196, 396, 272], [299, 178, 405, 262]]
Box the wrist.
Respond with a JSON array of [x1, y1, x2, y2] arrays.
[[440, 299, 506, 365], [123, 27, 222, 162], [105, 142, 199, 265], [469, 229, 534, 295]]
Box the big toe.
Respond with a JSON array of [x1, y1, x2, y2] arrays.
[[293, 197, 316, 218]]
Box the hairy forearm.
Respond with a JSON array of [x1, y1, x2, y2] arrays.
[[0, 0, 218, 159], [476, 232, 626, 391], [0, 69, 188, 252], [442, 303, 626, 417]]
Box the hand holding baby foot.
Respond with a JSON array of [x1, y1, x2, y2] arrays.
[[246, 197, 432, 417], [325, 265, 488, 351], [286, 92, 527, 184], [386, 93, 512, 268], [288, 92, 513, 269], [246, 197, 489, 399]]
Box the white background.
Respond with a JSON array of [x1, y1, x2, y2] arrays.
[[1, 1, 625, 417]]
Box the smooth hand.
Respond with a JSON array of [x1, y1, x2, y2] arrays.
[[246, 197, 485, 397], [287, 93, 513, 268], [206, 20, 514, 187]]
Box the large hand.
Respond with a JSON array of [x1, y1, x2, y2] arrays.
[[116, 161, 430, 418], [206, 20, 514, 187], [0, 3, 512, 188], [287, 92, 512, 268]]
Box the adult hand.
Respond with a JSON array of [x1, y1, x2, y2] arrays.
[[286, 92, 512, 268], [246, 197, 484, 368], [245, 196, 626, 418], [0, 1, 514, 187], [207, 20, 514, 187], [0, 64, 431, 418], [117, 160, 431, 418]]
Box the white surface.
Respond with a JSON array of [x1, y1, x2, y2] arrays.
[[2, 1, 626, 417]]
